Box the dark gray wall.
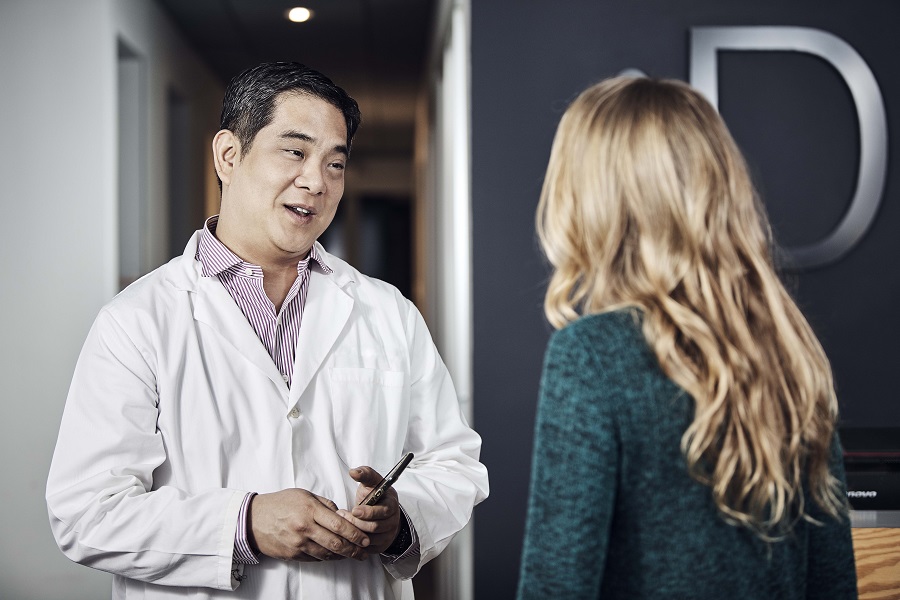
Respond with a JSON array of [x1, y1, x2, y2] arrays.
[[470, 1, 900, 597]]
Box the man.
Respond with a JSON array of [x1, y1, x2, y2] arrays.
[[47, 62, 489, 599]]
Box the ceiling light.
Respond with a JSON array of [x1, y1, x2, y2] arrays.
[[287, 7, 313, 23]]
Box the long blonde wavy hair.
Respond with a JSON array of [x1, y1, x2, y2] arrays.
[[538, 76, 846, 538]]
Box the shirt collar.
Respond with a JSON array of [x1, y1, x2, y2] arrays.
[[196, 215, 333, 277]]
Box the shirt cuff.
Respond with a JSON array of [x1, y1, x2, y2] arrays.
[[381, 505, 420, 564], [233, 492, 260, 565]]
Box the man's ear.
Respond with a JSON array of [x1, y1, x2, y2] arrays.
[[212, 129, 240, 186]]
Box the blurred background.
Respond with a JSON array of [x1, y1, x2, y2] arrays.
[[1, 0, 899, 598]]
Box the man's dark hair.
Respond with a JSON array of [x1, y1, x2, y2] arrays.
[[220, 61, 361, 156]]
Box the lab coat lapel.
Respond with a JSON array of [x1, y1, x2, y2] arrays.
[[192, 275, 288, 391], [166, 232, 286, 392], [290, 265, 354, 401]]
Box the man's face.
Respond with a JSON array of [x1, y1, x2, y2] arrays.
[[217, 92, 348, 266]]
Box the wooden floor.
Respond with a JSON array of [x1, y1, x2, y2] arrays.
[[854, 528, 900, 599]]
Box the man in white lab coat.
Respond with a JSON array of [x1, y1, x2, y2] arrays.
[[47, 62, 489, 599]]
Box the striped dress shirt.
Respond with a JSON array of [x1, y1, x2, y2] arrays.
[[195, 216, 418, 568], [197, 215, 330, 388]]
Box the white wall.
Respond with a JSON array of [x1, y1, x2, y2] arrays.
[[113, 0, 223, 268], [0, 1, 221, 597]]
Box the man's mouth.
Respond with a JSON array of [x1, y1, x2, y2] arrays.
[[287, 205, 315, 216]]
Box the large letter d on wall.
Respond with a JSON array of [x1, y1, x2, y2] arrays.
[[690, 26, 888, 269]]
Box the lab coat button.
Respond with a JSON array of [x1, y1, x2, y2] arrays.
[[289, 408, 300, 418]]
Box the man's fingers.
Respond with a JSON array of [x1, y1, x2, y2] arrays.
[[350, 502, 393, 521], [337, 509, 380, 533], [314, 502, 370, 548], [336, 508, 403, 555], [307, 529, 369, 561], [296, 518, 368, 562], [313, 494, 339, 512], [349, 465, 383, 486], [249, 488, 372, 562], [292, 548, 344, 562], [304, 494, 372, 560], [297, 537, 365, 562]]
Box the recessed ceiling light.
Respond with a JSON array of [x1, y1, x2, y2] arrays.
[[287, 7, 313, 23]]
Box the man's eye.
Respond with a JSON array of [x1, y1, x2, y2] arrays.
[[287, 149, 304, 158], [331, 162, 345, 170]]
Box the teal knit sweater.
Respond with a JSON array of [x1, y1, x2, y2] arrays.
[[517, 310, 857, 599]]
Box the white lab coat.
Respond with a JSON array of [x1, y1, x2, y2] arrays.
[[47, 232, 489, 599]]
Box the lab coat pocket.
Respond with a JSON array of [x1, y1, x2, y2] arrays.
[[329, 367, 407, 473]]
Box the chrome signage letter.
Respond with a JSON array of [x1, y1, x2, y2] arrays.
[[690, 26, 888, 269]]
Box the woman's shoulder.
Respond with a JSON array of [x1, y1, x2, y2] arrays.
[[543, 308, 661, 392], [549, 309, 646, 360]]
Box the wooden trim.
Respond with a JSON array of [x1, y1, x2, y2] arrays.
[[853, 528, 900, 599]]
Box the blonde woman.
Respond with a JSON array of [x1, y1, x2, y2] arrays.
[[516, 77, 857, 599]]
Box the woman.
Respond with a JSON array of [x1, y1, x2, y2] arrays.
[[517, 77, 857, 599]]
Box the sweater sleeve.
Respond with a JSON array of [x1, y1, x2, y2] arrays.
[[517, 324, 619, 600], [805, 434, 858, 599]]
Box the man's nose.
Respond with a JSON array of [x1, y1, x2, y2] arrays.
[[294, 165, 325, 195]]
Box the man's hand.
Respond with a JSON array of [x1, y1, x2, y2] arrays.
[[338, 466, 403, 554], [249, 488, 370, 562]]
